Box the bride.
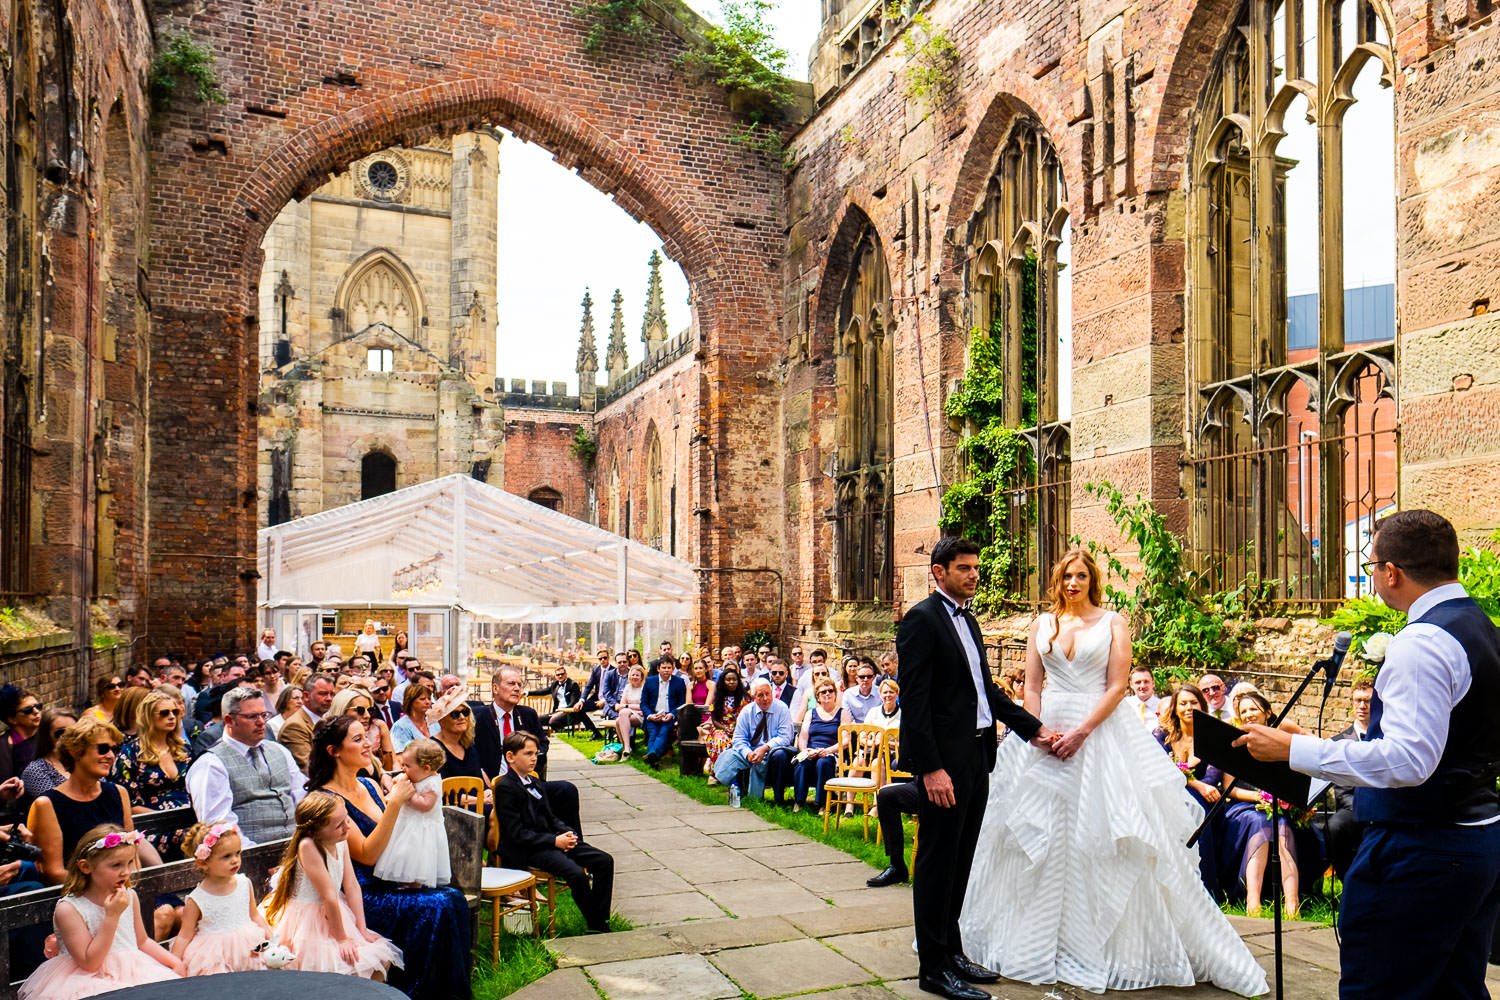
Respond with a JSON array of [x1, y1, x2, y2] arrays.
[[959, 549, 1268, 996]]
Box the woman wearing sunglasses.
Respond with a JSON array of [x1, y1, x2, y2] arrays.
[[112, 691, 192, 860], [27, 716, 162, 885], [432, 693, 486, 785], [0, 684, 43, 786], [20, 708, 76, 804], [83, 675, 125, 725], [330, 687, 395, 777]]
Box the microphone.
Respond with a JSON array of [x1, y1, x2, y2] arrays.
[[1332, 632, 1356, 689]]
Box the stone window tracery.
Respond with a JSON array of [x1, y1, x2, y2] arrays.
[[833, 223, 893, 604], [336, 253, 423, 341], [961, 117, 1072, 603], [1188, 0, 1397, 603], [645, 431, 663, 551]]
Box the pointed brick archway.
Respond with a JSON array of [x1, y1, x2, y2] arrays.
[[146, 2, 789, 652]]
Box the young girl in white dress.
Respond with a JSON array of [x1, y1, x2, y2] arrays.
[[264, 791, 403, 979], [20, 825, 182, 1000], [371, 737, 450, 887], [172, 822, 276, 975]]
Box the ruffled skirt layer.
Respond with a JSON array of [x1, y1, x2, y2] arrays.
[[20, 950, 180, 1000], [959, 696, 1269, 997], [269, 896, 403, 978]]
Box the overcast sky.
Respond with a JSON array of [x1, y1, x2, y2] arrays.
[[495, 2, 818, 393]]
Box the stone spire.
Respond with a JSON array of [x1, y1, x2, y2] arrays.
[[576, 289, 598, 409], [640, 250, 669, 353], [606, 288, 630, 384]]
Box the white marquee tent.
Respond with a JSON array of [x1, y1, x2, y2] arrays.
[[257, 474, 696, 671]]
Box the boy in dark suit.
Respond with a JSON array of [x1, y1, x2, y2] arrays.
[[493, 731, 615, 933]]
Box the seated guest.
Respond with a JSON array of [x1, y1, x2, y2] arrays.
[[1154, 683, 1228, 898], [1321, 678, 1372, 877], [0, 686, 42, 786], [112, 690, 191, 860], [369, 670, 401, 728], [307, 716, 472, 1000], [275, 673, 335, 773], [740, 651, 767, 687], [1226, 681, 1262, 724], [701, 667, 746, 785], [1123, 666, 1161, 727], [687, 658, 715, 709], [792, 663, 833, 730], [83, 674, 125, 725], [330, 687, 394, 776], [1219, 690, 1310, 916], [269, 684, 303, 739], [766, 662, 793, 706], [433, 692, 485, 783], [639, 657, 686, 768], [532, 665, 601, 737], [840, 658, 880, 722], [1197, 672, 1233, 721], [28, 717, 163, 883], [877, 651, 898, 679], [713, 678, 793, 807], [839, 657, 860, 693], [390, 683, 439, 752], [21, 709, 76, 804], [791, 679, 845, 812], [599, 653, 632, 719], [185, 687, 305, 846], [613, 666, 647, 759], [869, 679, 916, 887], [492, 732, 614, 933]]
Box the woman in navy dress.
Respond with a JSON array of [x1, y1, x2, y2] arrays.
[[790, 679, 845, 811], [308, 715, 472, 1000], [1153, 683, 1232, 899]]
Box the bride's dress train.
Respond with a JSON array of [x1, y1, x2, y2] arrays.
[[959, 612, 1268, 996]]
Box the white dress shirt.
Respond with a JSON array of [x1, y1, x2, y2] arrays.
[[255, 642, 278, 662], [1288, 583, 1497, 824], [936, 585, 992, 728], [185, 735, 308, 846], [1125, 694, 1162, 726]]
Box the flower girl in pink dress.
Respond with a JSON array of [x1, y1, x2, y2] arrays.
[[172, 821, 276, 974], [20, 825, 182, 1000], [263, 791, 402, 979]]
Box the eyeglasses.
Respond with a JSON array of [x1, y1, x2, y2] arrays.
[[1361, 559, 1398, 575], [450, 707, 472, 719], [156, 708, 181, 718], [232, 711, 271, 722], [50, 728, 67, 740], [858, 673, 876, 680], [106, 682, 123, 691], [1200, 684, 1224, 694], [16, 705, 40, 716], [770, 671, 786, 677], [95, 743, 119, 756], [372, 686, 390, 695], [350, 705, 371, 717]]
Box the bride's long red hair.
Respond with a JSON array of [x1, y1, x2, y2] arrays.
[[1043, 548, 1104, 645]]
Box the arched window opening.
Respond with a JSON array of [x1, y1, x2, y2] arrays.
[[833, 223, 893, 604], [960, 118, 1072, 603], [527, 486, 563, 512], [608, 464, 621, 534], [1188, 0, 1397, 604], [361, 451, 397, 500], [645, 432, 663, 550]]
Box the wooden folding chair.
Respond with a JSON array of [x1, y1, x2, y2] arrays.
[[485, 779, 572, 937], [447, 777, 541, 948], [880, 727, 918, 863], [822, 723, 883, 839]]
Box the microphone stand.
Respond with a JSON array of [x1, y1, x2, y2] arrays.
[[1187, 652, 1331, 1000]]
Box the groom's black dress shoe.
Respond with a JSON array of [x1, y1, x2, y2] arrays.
[[866, 865, 908, 887], [950, 954, 1001, 984], [917, 970, 991, 1000]]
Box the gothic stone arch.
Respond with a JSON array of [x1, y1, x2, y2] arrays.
[[145, 2, 788, 652]]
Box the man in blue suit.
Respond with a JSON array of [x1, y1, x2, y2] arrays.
[[639, 656, 687, 768]]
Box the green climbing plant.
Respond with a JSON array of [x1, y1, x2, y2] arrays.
[[569, 426, 599, 465], [897, 10, 960, 115], [1081, 482, 1270, 686], [574, 0, 656, 53], [679, 0, 796, 167], [149, 31, 228, 111]]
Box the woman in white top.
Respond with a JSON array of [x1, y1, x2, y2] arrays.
[[613, 666, 647, 758], [269, 686, 303, 738]]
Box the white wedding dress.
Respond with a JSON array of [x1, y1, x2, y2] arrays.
[[959, 611, 1268, 996]]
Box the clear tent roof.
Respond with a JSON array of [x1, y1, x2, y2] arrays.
[[257, 474, 695, 623]]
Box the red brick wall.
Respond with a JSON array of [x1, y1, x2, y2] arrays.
[[143, 0, 789, 655], [502, 408, 592, 521]]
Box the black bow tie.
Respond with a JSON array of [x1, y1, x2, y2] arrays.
[[946, 599, 969, 618]]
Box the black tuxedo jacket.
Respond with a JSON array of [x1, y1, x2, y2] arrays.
[[532, 678, 582, 713], [471, 700, 549, 779], [896, 589, 1043, 776], [494, 770, 571, 864]]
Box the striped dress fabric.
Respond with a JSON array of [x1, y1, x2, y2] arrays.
[[959, 612, 1269, 997]]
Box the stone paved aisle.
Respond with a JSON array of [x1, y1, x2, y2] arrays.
[[508, 743, 1484, 1000]]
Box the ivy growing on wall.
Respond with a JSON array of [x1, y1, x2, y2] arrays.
[[939, 312, 1034, 615], [570, 426, 599, 465], [897, 11, 960, 116], [149, 31, 228, 111], [575, 0, 656, 54], [679, 0, 796, 167]]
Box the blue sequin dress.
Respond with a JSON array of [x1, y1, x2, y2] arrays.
[[333, 777, 473, 1000]]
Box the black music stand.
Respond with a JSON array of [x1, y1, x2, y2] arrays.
[[1194, 710, 1324, 1000]]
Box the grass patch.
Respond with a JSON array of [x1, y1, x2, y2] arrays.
[[470, 881, 633, 999], [558, 733, 912, 870]]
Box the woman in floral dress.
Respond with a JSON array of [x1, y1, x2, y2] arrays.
[[112, 690, 191, 860], [700, 667, 746, 785]]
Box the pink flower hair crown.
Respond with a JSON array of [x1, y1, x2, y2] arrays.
[[88, 830, 145, 853], [193, 823, 238, 861]]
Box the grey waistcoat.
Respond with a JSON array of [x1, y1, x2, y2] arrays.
[[209, 740, 295, 843]]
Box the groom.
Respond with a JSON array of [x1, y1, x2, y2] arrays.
[[899, 537, 1057, 1000]]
